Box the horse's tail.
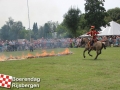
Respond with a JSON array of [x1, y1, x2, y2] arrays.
[[102, 43, 106, 49]]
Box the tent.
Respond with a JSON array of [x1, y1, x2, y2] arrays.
[[80, 34, 90, 37], [98, 21, 120, 36]]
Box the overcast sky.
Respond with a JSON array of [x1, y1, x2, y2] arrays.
[[0, 0, 120, 29]]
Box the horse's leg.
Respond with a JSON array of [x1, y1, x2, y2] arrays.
[[94, 50, 101, 60], [99, 50, 101, 55], [83, 48, 88, 58], [88, 49, 93, 57]]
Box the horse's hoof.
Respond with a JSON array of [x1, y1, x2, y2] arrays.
[[94, 58, 97, 60], [84, 56, 86, 58]]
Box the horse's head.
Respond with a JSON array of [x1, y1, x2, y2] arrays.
[[81, 38, 89, 46], [81, 38, 85, 45]]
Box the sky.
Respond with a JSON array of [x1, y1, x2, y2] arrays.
[[0, 0, 120, 29]]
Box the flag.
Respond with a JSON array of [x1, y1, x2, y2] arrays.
[[0, 74, 12, 88]]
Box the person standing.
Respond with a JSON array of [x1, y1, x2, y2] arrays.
[[30, 43, 34, 52]]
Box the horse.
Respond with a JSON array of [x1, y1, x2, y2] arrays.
[[81, 37, 106, 60]]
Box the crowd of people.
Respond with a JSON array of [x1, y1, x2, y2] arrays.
[[99, 35, 120, 47], [0, 38, 70, 52], [0, 35, 119, 52]]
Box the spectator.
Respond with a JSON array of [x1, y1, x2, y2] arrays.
[[30, 43, 34, 52]]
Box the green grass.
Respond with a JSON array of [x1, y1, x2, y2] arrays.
[[0, 47, 120, 90]]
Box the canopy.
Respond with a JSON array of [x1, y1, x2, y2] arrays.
[[80, 34, 90, 37], [98, 21, 120, 36]]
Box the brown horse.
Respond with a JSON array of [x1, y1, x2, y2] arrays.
[[81, 37, 106, 60]]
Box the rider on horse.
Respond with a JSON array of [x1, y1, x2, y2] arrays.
[[87, 26, 99, 50]]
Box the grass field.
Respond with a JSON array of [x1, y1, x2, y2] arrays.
[[0, 47, 120, 90]]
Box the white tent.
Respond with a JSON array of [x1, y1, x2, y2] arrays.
[[98, 21, 120, 36], [80, 34, 90, 37]]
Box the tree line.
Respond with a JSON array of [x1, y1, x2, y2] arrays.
[[0, 0, 120, 40]]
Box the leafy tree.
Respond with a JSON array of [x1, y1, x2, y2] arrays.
[[11, 21, 23, 39], [33, 22, 38, 39], [6, 17, 14, 27], [117, 19, 120, 24], [78, 14, 90, 35], [38, 26, 44, 38], [43, 23, 51, 38], [104, 16, 112, 24], [84, 0, 108, 30], [47, 21, 53, 33], [107, 7, 120, 24], [0, 25, 10, 40], [0, 17, 24, 40], [47, 21, 59, 38], [56, 24, 67, 38], [79, 14, 87, 29], [63, 7, 81, 37], [47, 21, 58, 33], [53, 24, 56, 32], [17, 27, 29, 40]]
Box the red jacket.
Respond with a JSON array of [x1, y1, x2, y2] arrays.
[[87, 30, 99, 39]]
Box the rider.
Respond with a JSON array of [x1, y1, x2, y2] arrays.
[[87, 26, 99, 50]]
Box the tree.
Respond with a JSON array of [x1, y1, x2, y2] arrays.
[[56, 24, 67, 38], [107, 7, 120, 24], [6, 17, 14, 27], [11, 21, 23, 39], [53, 24, 56, 32], [84, 0, 108, 30], [79, 14, 87, 29], [78, 14, 90, 35], [63, 7, 81, 37], [37, 21, 59, 38], [19, 29, 29, 39], [43, 23, 51, 38], [104, 16, 112, 24], [47, 21, 58, 31], [0, 25, 10, 40], [0, 17, 24, 40], [33, 22, 38, 39], [38, 26, 44, 38]]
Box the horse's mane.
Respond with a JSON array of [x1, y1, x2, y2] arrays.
[[82, 37, 89, 43], [80, 38, 89, 46]]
